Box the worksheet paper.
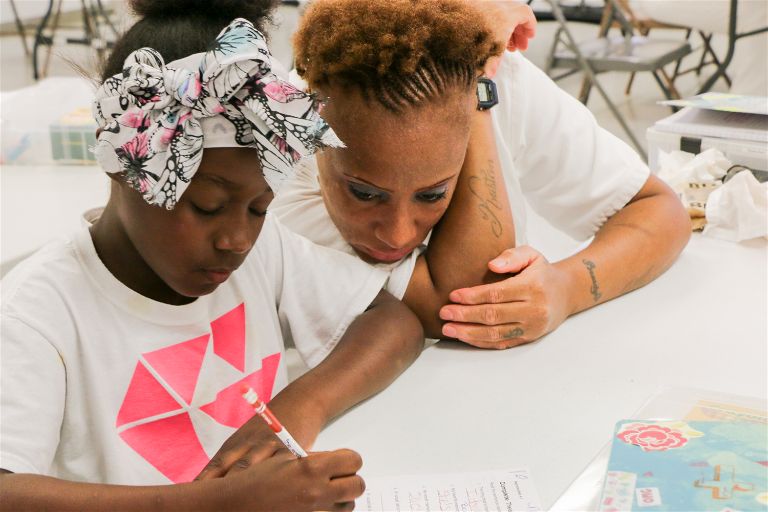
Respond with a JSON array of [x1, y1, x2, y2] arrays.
[[355, 468, 542, 512]]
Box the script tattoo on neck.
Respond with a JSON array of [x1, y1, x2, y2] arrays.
[[468, 159, 503, 238], [582, 259, 602, 302]]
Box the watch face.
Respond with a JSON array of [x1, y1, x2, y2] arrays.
[[478, 84, 491, 103], [477, 77, 498, 110]]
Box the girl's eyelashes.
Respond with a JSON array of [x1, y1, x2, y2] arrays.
[[249, 208, 267, 217], [348, 182, 387, 202], [192, 203, 223, 216], [415, 186, 448, 203]]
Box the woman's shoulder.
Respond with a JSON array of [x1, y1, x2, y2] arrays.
[[495, 51, 542, 86]]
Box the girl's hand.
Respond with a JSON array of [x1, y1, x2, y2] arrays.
[[195, 399, 323, 480], [195, 414, 293, 480], [480, 1, 537, 77], [438, 246, 573, 349], [214, 449, 365, 512]]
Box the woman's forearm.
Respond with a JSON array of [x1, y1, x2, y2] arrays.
[[404, 109, 515, 337], [555, 175, 691, 316], [0, 472, 216, 512]]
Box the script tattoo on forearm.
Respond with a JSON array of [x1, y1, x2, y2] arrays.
[[468, 159, 503, 238], [501, 327, 524, 340], [582, 259, 602, 302]]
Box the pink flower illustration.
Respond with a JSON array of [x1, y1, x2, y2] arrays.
[[617, 423, 689, 452], [263, 81, 302, 103], [121, 132, 150, 160], [119, 111, 150, 129]]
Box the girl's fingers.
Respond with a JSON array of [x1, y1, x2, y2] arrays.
[[329, 475, 367, 503]]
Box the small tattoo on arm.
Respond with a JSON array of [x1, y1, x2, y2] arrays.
[[582, 259, 602, 302], [501, 327, 524, 340], [468, 159, 503, 238]]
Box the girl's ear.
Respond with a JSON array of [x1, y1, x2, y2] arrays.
[[105, 171, 123, 183]]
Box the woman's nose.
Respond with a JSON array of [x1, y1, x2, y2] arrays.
[[375, 209, 418, 250]]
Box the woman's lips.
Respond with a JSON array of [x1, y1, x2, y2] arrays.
[[357, 245, 413, 263]]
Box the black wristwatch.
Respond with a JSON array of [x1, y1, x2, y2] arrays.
[[476, 77, 499, 111]]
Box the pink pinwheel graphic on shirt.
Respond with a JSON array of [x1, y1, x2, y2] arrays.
[[115, 303, 281, 483]]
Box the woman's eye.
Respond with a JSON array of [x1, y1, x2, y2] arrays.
[[249, 208, 267, 217], [192, 204, 223, 216], [415, 189, 448, 203], [348, 184, 382, 202]]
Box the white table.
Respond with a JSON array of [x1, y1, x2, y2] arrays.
[[314, 233, 768, 509], [3, 165, 766, 508]]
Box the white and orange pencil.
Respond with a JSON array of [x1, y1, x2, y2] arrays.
[[240, 385, 308, 458]]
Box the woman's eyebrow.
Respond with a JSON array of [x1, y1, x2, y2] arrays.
[[343, 174, 393, 193], [345, 173, 457, 194], [415, 175, 456, 193]]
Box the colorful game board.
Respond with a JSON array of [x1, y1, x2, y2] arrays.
[[599, 420, 768, 511]]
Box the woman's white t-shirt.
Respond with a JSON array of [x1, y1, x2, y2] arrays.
[[0, 214, 387, 485], [271, 52, 651, 298]]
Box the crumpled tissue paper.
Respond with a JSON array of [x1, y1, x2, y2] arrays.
[[657, 148, 767, 240], [658, 148, 730, 231], [704, 170, 767, 242]]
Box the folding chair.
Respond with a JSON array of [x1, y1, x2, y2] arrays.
[[544, 0, 693, 155], [698, 0, 768, 93], [612, 0, 730, 95], [32, 0, 118, 80]]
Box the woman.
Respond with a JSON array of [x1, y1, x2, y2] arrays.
[[270, 0, 692, 348]]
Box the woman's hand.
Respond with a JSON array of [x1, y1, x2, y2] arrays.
[[215, 449, 365, 512], [481, 1, 537, 77], [438, 246, 573, 349]]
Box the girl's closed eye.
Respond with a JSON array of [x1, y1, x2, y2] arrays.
[[415, 186, 448, 203], [192, 203, 224, 216]]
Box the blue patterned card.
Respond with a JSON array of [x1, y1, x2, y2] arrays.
[[599, 420, 768, 511]]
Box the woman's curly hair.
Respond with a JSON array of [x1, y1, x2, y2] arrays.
[[294, 0, 503, 113]]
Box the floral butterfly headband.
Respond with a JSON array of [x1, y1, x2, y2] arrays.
[[93, 18, 343, 209]]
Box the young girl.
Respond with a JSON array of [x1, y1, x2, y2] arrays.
[[0, 2, 423, 510]]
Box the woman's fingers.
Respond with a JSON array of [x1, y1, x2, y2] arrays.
[[440, 301, 526, 326], [442, 321, 530, 348]]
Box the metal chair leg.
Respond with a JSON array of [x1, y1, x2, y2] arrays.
[[547, 0, 645, 157], [32, 0, 56, 80], [698, 0, 738, 93], [9, 0, 30, 56]]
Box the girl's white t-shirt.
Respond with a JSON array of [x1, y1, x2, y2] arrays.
[[271, 52, 651, 298], [0, 214, 387, 485]]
